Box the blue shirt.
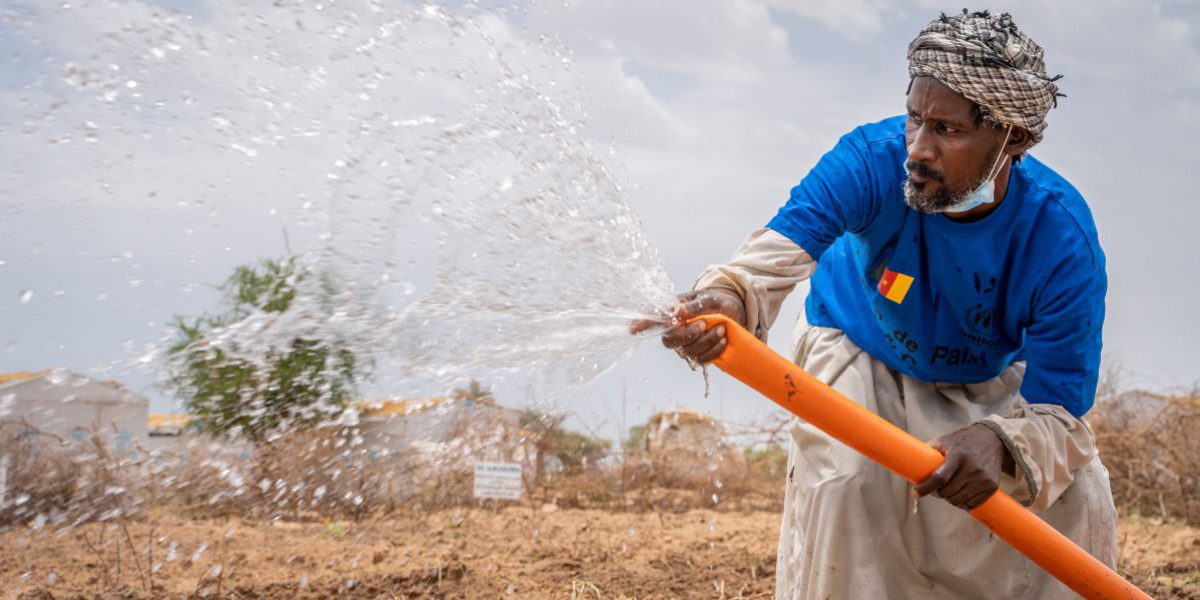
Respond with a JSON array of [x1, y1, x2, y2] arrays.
[[767, 116, 1106, 417]]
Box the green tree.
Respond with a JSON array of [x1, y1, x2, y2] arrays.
[[164, 256, 364, 442]]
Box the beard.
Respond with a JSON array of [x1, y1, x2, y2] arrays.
[[903, 160, 981, 214], [903, 176, 973, 214]]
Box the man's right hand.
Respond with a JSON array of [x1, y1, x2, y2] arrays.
[[632, 288, 746, 365]]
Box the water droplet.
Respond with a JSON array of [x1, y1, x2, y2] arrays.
[[18, 289, 32, 303], [191, 542, 208, 563]]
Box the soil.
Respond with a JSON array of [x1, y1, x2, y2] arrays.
[[1, 508, 1196, 599]]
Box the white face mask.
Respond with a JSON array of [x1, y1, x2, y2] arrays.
[[942, 124, 1013, 215]]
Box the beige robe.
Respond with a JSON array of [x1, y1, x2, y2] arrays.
[[695, 228, 1117, 600]]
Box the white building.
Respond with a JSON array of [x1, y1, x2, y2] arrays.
[[0, 369, 148, 453]]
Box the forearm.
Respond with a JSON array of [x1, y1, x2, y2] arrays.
[[693, 228, 816, 343]]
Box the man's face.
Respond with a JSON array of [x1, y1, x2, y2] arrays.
[[904, 76, 1009, 214]]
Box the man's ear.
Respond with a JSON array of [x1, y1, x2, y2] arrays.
[[1006, 126, 1035, 159]]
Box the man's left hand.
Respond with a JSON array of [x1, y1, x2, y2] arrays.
[[913, 423, 1014, 511]]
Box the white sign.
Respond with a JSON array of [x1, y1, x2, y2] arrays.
[[473, 462, 522, 500]]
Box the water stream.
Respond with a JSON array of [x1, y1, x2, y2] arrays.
[[4, 0, 678, 421]]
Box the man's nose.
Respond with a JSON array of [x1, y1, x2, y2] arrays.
[[906, 124, 936, 164]]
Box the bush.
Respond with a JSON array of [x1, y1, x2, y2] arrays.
[[0, 421, 147, 528], [1092, 390, 1200, 524]]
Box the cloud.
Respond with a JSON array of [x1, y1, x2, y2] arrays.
[[537, 0, 792, 83], [766, 0, 893, 39]]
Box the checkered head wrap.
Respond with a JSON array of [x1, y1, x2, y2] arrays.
[[908, 9, 1063, 144]]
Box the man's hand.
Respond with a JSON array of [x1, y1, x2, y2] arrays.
[[630, 288, 746, 365], [913, 423, 1015, 511]]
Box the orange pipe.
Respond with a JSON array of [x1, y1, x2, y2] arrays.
[[691, 314, 1151, 600]]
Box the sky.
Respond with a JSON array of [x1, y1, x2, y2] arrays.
[[1, 0, 1198, 445]]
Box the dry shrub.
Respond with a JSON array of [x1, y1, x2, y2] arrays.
[[0, 421, 147, 528], [535, 469, 622, 509], [154, 427, 466, 520], [728, 444, 788, 511], [247, 428, 411, 520], [533, 448, 783, 514], [141, 440, 245, 516], [619, 446, 744, 507], [1092, 390, 1200, 524]]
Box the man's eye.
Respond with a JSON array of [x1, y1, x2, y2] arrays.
[[938, 124, 957, 134]]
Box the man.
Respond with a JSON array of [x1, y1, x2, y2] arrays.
[[647, 10, 1117, 599]]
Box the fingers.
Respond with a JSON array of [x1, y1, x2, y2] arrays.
[[914, 450, 1000, 510], [686, 325, 727, 364], [675, 289, 739, 321], [913, 452, 958, 497], [661, 321, 728, 364], [630, 291, 700, 334], [661, 319, 707, 350], [961, 488, 996, 511], [674, 295, 711, 321], [629, 318, 663, 334], [941, 478, 990, 508], [936, 475, 972, 503]]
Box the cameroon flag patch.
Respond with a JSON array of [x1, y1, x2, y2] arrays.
[[877, 268, 914, 304]]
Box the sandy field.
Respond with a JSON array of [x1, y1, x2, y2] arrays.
[[1, 506, 1197, 599]]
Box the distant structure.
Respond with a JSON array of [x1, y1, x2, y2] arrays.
[[0, 369, 148, 453], [356, 395, 531, 465], [643, 409, 732, 453], [638, 408, 745, 488]]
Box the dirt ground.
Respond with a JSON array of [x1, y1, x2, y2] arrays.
[[2, 507, 1197, 599]]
